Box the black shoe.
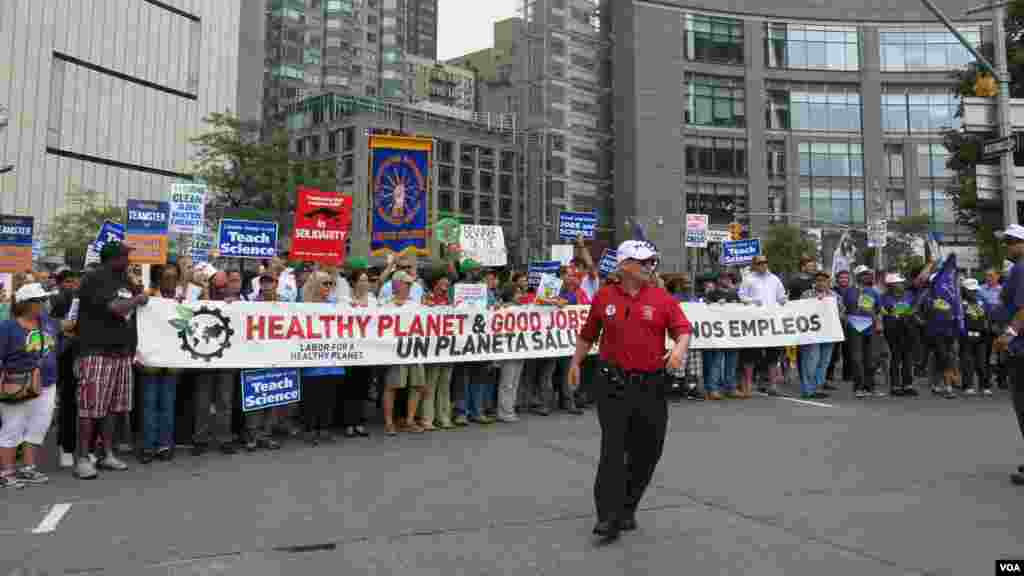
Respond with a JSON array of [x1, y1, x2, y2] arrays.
[[619, 515, 638, 532], [156, 448, 174, 461], [812, 391, 830, 399], [139, 450, 155, 465], [567, 407, 584, 415], [1012, 471, 1024, 486], [903, 387, 919, 397], [823, 382, 838, 391], [219, 443, 238, 455], [592, 521, 620, 544], [891, 387, 905, 397], [191, 442, 208, 456]]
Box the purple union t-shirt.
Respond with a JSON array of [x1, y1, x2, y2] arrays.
[[1005, 261, 1024, 355]]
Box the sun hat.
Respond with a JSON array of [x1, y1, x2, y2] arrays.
[[15, 283, 56, 303]]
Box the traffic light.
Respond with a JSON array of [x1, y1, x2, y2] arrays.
[[974, 73, 998, 97], [729, 222, 742, 240]]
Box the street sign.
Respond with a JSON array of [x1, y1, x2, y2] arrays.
[[982, 135, 1016, 159]]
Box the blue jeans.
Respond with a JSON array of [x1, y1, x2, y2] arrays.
[[799, 344, 834, 396], [455, 363, 493, 418], [702, 350, 739, 393], [142, 372, 177, 451]]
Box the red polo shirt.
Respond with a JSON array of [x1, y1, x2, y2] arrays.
[[579, 283, 692, 373]]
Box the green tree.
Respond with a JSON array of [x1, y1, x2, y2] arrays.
[[763, 224, 816, 278], [884, 214, 932, 273], [46, 187, 123, 266], [189, 112, 336, 215]]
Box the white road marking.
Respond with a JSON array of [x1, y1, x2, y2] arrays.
[[757, 392, 834, 408], [32, 503, 71, 534]]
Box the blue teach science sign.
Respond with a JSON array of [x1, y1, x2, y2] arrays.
[[558, 211, 598, 241], [720, 239, 762, 266], [218, 219, 278, 259], [241, 368, 301, 413]]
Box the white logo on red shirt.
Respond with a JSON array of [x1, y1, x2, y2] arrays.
[[605, 304, 616, 317], [642, 305, 654, 321]]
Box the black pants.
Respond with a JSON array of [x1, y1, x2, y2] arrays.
[[57, 348, 78, 454], [303, 375, 338, 431], [845, 325, 874, 392], [885, 321, 914, 390], [341, 366, 371, 427], [1012, 355, 1024, 441], [960, 337, 989, 390], [594, 367, 668, 524]]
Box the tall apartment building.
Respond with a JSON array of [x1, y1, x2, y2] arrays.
[[0, 0, 242, 250], [610, 0, 986, 271], [450, 3, 613, 261], [264, 0, 440, 122]]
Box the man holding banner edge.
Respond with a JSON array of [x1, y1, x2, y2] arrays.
[[568, 238, 692, 545]]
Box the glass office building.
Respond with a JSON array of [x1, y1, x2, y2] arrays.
[[611, 0, 987, 269]]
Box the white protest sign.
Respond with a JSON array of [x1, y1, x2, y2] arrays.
[[452, 283, 488, 308], [537, 274, 563, 300], [685, 214, 709, 248], [169, 182, 208, 234], [551, 245, 574, 265], [459, 225, 507, 267]]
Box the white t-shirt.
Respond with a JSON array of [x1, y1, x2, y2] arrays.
[[347, 293, 379, 309]]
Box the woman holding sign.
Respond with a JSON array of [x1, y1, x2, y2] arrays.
[[301, 272, 343, 444]]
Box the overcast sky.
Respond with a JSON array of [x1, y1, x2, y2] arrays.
[[437, 0, 520, 60]]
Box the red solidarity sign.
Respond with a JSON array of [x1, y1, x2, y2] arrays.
[[291, 187, 353, 265]]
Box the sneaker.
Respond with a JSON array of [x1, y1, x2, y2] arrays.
[[983, 388, 995, 397], [931, 386, 943, 395], [943, 387, 958, 399], [354, 426, 370, 437], [74, 457, 98, 479], [903, 387, 920, 397], [16, 466, 48, 485], [59, 451, 75, 469], [156, 447, 175, 461], [258, 438, 281, 450], [497, 415, 520, 423], [855, 389, 868, 399], [1, 474, 24, 489], [891, 387, 905, 397], [706, 391, 723, 401], [874, 390, 888, 398], [453, 415, 469, 426], [964, 387, 978, 396], [97, 455, 128, 471]]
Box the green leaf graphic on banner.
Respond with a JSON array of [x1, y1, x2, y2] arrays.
[[176, 305, 194, 320], [169, 318, 190, 333]]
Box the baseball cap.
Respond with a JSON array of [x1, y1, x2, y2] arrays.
[[962, 278, 981, 291], [615, 240, 659, 265], [853, 265, 872, 277], [15, 283, 56, 303], [346, 256, 369, 270], [99, 241, 133, 262], [885, 273, 905, 284], [460, 259, 481, 274], [999, 224, 1024, 241]]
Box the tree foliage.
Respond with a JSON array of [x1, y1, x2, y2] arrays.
[[883, 214, 932, 273], [46, 187, 123, 265], [189, 112, 336, 215], [763, 224, 817, 278]]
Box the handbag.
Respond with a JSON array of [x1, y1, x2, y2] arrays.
[[0, 369, 40, 403]]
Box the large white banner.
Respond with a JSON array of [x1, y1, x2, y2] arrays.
[[137, 299, 843, 369]]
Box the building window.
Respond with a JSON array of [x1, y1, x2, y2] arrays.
[[685, 74, 745, 128], [920, 186, 954, 223], [341, 155, 353, 179], [766, 23, 860, 70], [328, 131, 338, 153], [310, 135, 321, 155], [439, 190, 453, 213], [500, 151, 515, 172], [881, 88, 960, 133], [798, 184, 865, 225], [685, 14, 743, 65], [550, 134, 566, 152], [887, 144, 904, 179], [499, 174, 513, 196], [500, 198, 513, 219], [888, 188, 907, 219], [296, 138, 305, 156], [438, 139, 453, 163], [460, 192, 475, 213], [789, 85, 862, 131], [460, 168, 475, 190], [684, 183, 747, 224], [480, 197, 494, 219], [548, 156, 566, 175], [272, 65, 304, 80], [685, 137, 747, 177], [767, 142, 786, 177], [799, 142, 864, 177], [343, 127, 355, 151], [480, 172, 493, 193], [461, 144, 475, 165], [880, 28, 980, 71], [439, 165, 454, 187], [765, 90, 790, 130], [917, 144, 951, 179]]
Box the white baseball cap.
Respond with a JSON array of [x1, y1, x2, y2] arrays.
[[853, 265, 872, 277], [616, 240, 659, 265], [962, 278, 981, 291], [15, 283, 56, 303], [1005, 259, 1015, 274], [885, 273, 905, 284], [999, 224, 1024, 241]]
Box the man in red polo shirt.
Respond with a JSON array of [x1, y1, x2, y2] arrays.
[[568, 239, 692, 544]]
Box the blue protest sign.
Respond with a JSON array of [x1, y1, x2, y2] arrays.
[[720, 239, 761, 266], [241, 368, 301, 413], [218, 219, 278, 259], [96, 221, 125, 246], [0, 215, 34, 272], [598, 249, 618, 277], [528, 261, 561, 290], [559, 211, 598, 241], [126, 200, 170, 235]]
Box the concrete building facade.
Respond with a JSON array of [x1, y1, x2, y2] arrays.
[[611, 0, 987, 271], [285, 94, 524, 262], [405, 54, 476, 112], [0, 0, 241, 248]]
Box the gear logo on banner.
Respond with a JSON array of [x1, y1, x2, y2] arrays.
[[374, 155, 425, 227], [168, 305, 235, 361]]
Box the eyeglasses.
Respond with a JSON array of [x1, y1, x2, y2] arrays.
[[323, 282, 336, 287]]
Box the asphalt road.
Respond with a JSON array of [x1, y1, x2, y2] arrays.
[[1, 382, 1022, 575]]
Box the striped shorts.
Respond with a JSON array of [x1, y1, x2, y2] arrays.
[[75, 354, 133, 419]]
